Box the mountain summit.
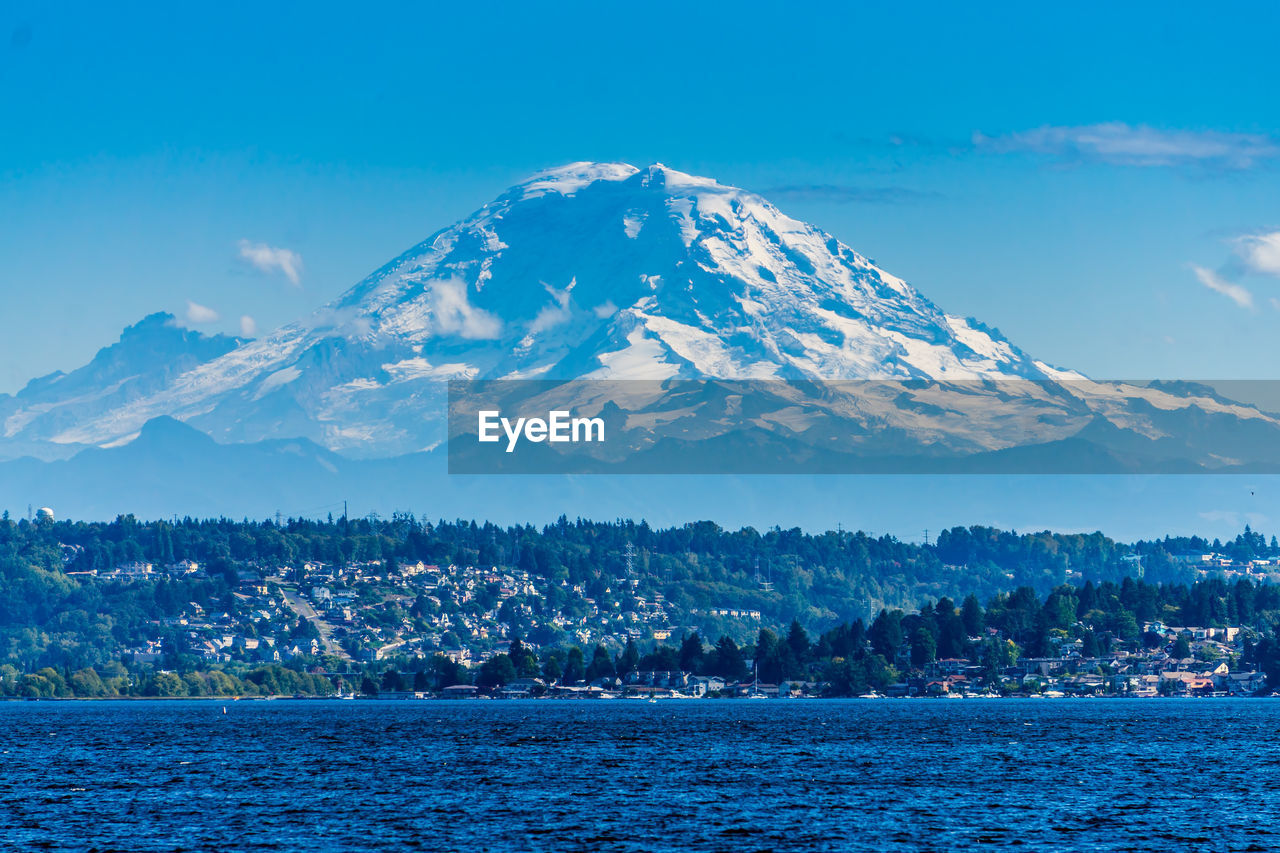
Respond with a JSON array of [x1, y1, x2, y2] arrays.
[[0, 163, 1083, 460], [331, 161, 1066, 384]]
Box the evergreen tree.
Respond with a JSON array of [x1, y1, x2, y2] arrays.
[[711, 635, 748, 681], [961, 593, 984, 637], [615, 638, 640, 679], [585, 644, 615, 682], [786, 620, 811, 663], [678, 632, 704, 673], [541, 653, 564, 684], [909, 626, 937, 668], [563, 647, 586, 684], [869, 609, 904, 660]]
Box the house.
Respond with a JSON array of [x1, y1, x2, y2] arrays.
[[1160, 671, 1217, 696], [1185, 678, 1215, 696], [441, 685, 479, 699], [734, 682, 778, 697], [1223, 671, 1267, 695], [115, 561, 154, 579], [504, 678, 544, 696], [779, 680, 819, 697], [624, 685, 677, 698], [1197, 661, 1230, 678], [1133, 674, 1161, 697], [688, 676, 725, 697], [1018, 657, 1067, 676], [439, 648, 471, 665], [1063, 674, 1106, 695], [929, 658, 968, 677], [498, 684, 533, 699]]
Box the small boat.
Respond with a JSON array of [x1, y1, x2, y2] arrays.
[[747, 660, 769, 699]]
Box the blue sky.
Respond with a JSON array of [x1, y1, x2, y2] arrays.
[[2, 2, 1279, 393]]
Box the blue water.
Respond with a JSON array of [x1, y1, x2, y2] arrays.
[[2, 699, 1277, 851]]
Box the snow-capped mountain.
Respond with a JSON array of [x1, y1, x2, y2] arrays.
[[1, 162, 1277, 468], [0, 313, 247, 461]]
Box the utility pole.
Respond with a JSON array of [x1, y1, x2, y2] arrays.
[[757, 557, 773, 593]]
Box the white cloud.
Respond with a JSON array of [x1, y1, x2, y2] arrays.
[[239, 315, 258, 336], [976, 123, 1280, 169], [302, 305, 374, 340], [1234, 231, 1280, 277], [1199, 509, 1269, 529], [593, 300, 618, 318], [185, 301, 220, 324], [238, 239, 303, 286], [528, 279, 575, 335], [428, 278, 502, 339], [1192, 265, 1254, 310]]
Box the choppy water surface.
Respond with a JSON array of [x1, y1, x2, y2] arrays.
[[2, 699, 1277, 851]]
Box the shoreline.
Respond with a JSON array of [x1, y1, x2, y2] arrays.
[[3, 693, 1274, 703]]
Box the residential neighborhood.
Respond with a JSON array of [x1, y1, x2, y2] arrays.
[[47, 554, 1280, 701], [6, 514, 1280, 700]]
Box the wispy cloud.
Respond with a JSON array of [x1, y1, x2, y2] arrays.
[[1234, 231, 1280, 277], [763, 184, 940, 204], [1192, 265, 1254, 310], [1190, 229, 1280, 311], [975, 123, 1280, 169], [528, 280, 574, 335], [428, 278, 502, 339], [239, 315, 257, 337], [238, 240, 303, 286], [185, 300, 220, 324], [1199, 509, 1269, 529]]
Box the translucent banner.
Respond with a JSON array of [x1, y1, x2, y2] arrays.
[[447, 379, 1280, 474]]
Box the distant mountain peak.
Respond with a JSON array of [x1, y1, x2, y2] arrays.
[[0, 312, 249, 460]]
